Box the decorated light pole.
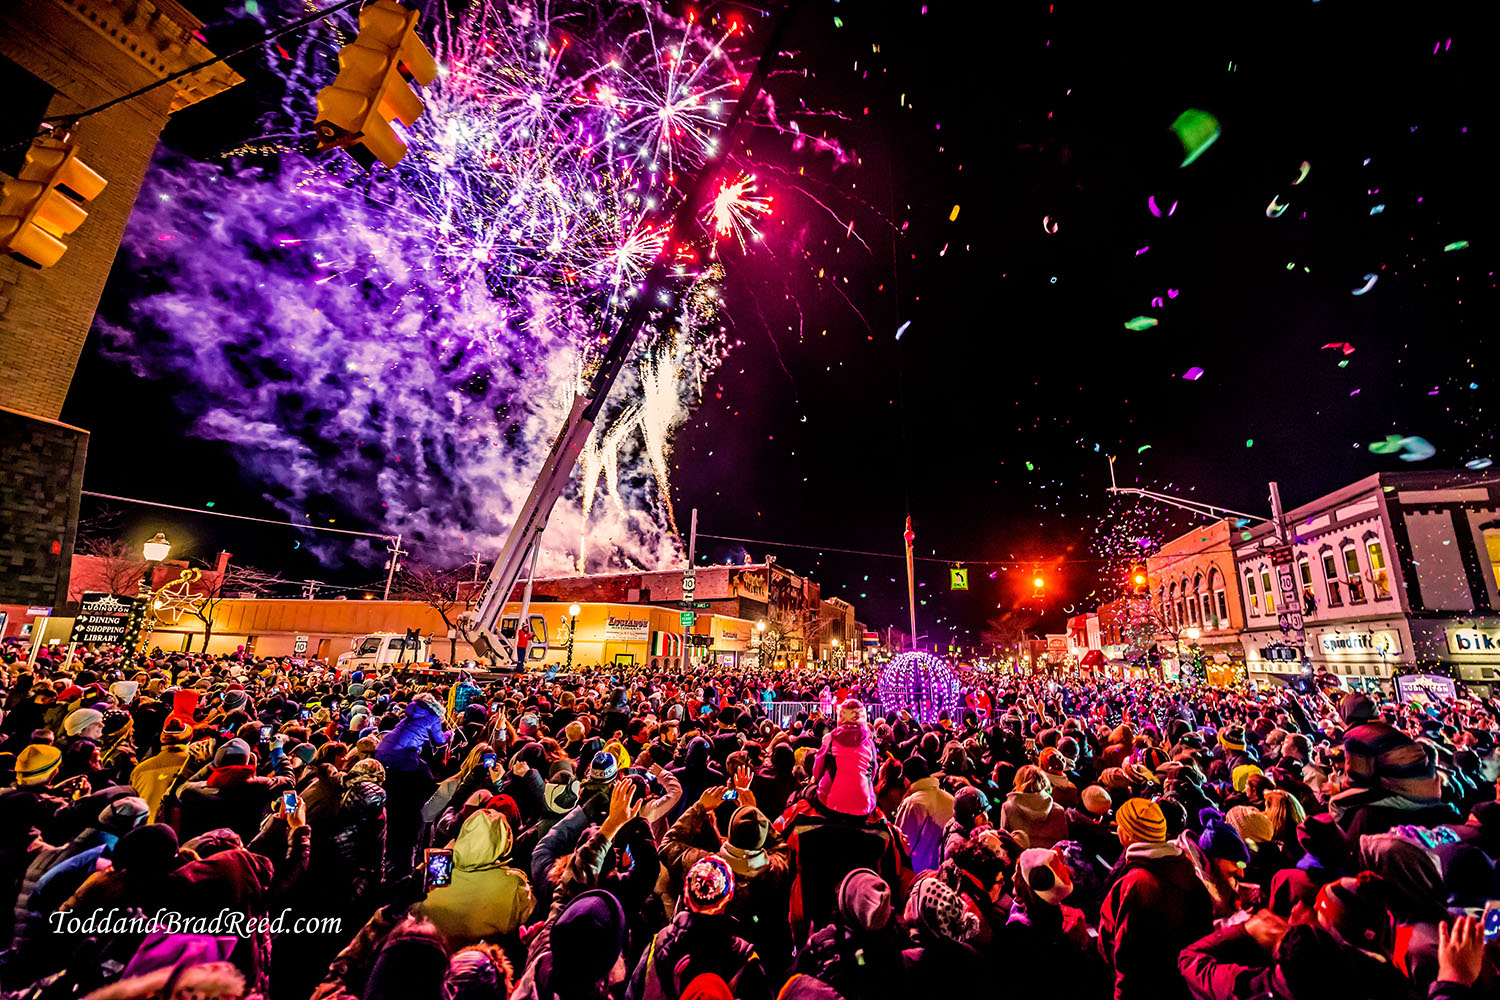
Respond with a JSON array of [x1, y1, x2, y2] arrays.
[[566, 603, 580, 670]]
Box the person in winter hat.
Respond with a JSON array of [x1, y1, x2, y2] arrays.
[[811, 699, 877, 817], [1098, 798, 1213, 1000], [1003, 847, 1104, 996], [940, 785, 991, 863], [1331, 725, 1458, 837], [795, 869, 904, 1000], [899, 875, 987, 995], [1196, 809, 1252, 919]]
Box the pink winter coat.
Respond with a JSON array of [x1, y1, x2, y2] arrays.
[[812, 722, 877, 816]]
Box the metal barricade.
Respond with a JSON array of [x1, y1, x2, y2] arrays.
[[764, 700, 883, 728]]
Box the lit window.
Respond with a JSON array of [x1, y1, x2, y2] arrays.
[[1245, 571, 1259, 614], [1216, 588, 1228, 622], [1343, 546, 1366, 603], [1322, 552, 1343, 607], [1260, 569, 1276, 613], [1366, 541, 1390, 599]]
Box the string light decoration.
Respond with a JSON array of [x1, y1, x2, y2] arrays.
[[878, 651, 964, 724]]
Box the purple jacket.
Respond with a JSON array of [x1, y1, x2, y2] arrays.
[[376, 698, 449, 757]]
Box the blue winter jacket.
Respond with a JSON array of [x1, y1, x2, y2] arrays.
[[376, 698, 450, 758]]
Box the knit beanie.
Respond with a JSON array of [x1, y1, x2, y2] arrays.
[[1080, 785, 1112, 816], [1315, 873, 1395, 954], [111, 823, 180, 874], [837, 868, 893, 931], [15, 744, 62, 786], [159, 717, 193, 745], [727, 806, 769, 852], [102, 709, 133, 739], [1226, 805, 1274, 845], [684, 856, 735, 914], [902, 754, 932, 782], [547, 890, 627, 994], [585, 751, 618, 785], [62, 708, 104, 737], [1231, 763, 1264, 793], [1018, 847, 1075, 905], [348, 758, 386, 785], [904, 875, 980, 942], [1116, 798, 1168, 844], [1339, 692, 1378, 726], [1198, 814, 1250, 866]]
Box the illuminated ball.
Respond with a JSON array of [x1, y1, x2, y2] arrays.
[[878, 651, 963, 725]]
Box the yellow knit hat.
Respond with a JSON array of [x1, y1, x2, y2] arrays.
[[1115, 797, 1168, 844], [16, 744, 62, 786]]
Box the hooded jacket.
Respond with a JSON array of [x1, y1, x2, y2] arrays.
[[1097, 842, 1213, 1000], [374, 698, 450, 759], [176, 756, 295, 841], [669, 738, 726, 821], [420, 809, 536, 945], [131, 743, 192, 822], [1000, 790, 1069, 850]]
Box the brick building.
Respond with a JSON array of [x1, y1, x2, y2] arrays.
[[0, 0, 240, 607]]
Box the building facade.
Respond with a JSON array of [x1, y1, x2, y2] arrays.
[[1235, 471, 1500, 694], [1147, 519, 1249, 684]]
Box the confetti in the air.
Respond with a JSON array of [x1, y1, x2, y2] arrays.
[[1322, 342, 1356, 355], [1148, 196, 1178, 218], [1182, 367, 1204, 381], [949, 205, 961, 221], [1443, 240, 1469, 251], [1170, 108, 1221, 166], [1351, 274, 1379, 295], [1124, 316, 1159, 331]]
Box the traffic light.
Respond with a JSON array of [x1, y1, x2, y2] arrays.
[[1129, 563, 1148, 595], [0, 135, 107, 268], [1032, 575, 1045, 590], [314, 0, 438, 168]]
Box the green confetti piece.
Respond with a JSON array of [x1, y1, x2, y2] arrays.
[[1337, 360, 1349, 367], [833, 16, 843, 27], [1170, 108, 1221, 167], [1025, 461, 1035, 471], [1245, 439, 1253, 447], [1124, 316, 1159, 331], [1137, 444, 1152, 453], [1443, 240, 1469, 252]]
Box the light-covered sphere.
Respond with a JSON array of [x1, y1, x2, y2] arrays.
[[878, 652, 963, 724]]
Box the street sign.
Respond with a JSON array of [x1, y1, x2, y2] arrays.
[[293, 635, 309, 656], [1270, 546, 1295, 567], [69, 593, 147, 645], [675, 600, 711, 610], [681, 572, 696, 593], [950, 567, 969, 590], [680, 611, 696, 626]]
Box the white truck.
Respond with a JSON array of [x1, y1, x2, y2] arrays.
[[336, 632, 431, 672]]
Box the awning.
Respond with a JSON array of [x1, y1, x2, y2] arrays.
[[1079, 649, 1106, 667]]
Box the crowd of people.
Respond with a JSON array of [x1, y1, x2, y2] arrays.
[[1, 642, 1497, 1000]]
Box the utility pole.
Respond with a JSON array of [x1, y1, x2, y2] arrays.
[[682, 507, 698, 675], [382, 533, 405, 601], [1268, 482, 1311, 676], [301, 579, 322, 600]]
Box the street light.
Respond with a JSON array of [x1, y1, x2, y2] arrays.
[[566, 603, 581, 670], [138, 532, 170, 657]]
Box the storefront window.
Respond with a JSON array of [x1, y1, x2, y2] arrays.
[[1245, 571, 1259, 614], [1188, 576, 1200, 626], [1343, 545, 1366, 603], [1322, 552, 1343, 606], [1216, 588, 1228, 622], [1366, 540, 1390, 598], [1202, 593, 1215, 627], [1260, 569, 1276, 613]]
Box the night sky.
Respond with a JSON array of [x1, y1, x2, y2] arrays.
[[64, 0, 1494, 642]]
